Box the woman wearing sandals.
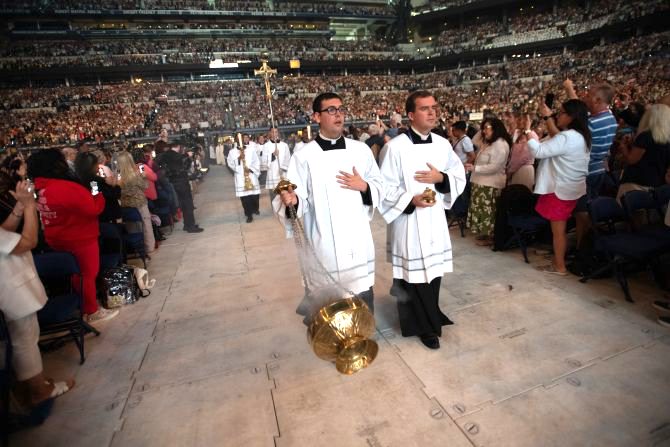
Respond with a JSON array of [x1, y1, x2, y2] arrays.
[[0, 180, 74, 417], [465, 118, 512, 246], [527, 99, 591, 275]]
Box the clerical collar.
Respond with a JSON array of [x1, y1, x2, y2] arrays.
[[315, 133, 346, 151], [406, 126, 432, 144]]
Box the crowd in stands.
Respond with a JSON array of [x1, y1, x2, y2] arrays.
[[1, 31, 667, 148], [414, 0, 482, 12], [1, 14, 669, 432], [0, 36, 400, 71], [3, 0, 666, 72], [431, 0, 668, 55], [274, 2, 393, 16], [9, 0, 393, 15]]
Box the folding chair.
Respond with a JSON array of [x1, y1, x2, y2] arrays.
[[622, 189, 658, 230], [148, 199, 173, 236], [654, 184, 670, 210], [447, 180, 470, 237], [34, 252, 99, 365], [583, 196, 670, 302], [494, 184, 548, 263], [99, 222, 123, 272], [121, 207, 147, 268]]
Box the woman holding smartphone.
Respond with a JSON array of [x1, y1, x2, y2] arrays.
[[527, 99, 591, 275], [28, 150, 118, 324], [117, 151, 156, 255], [75, 152, 122, 224]]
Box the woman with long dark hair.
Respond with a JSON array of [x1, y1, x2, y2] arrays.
[[74, 152, 122, 223], [27, 149, 119, 323], [526, 99, 591, 275], [465, 117, 512, 245]]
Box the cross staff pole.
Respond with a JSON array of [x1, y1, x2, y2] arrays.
[[254, 60, 278, 131]]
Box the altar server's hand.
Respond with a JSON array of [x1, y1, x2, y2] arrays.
[[411, 193, 435, 208], [280, 187, 298, 207], [336, 166, 368, 192], [414, 163, 444, 184]]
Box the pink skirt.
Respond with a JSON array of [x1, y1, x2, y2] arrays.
[[535, 193, 577, 222]]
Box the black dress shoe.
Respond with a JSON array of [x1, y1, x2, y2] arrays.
[[420, 334, 440, 349], [246, 216, 253, 223], [186, 226, 204, 233]]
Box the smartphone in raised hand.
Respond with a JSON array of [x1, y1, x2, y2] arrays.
[[90, 181, 99, 196], [544, 93, 555, 109]]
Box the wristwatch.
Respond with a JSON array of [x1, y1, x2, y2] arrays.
[[542, 115, 552, 121]]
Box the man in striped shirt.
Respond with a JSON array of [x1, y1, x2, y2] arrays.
[[564, 79, 617, 248]]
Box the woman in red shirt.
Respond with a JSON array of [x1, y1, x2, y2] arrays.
[[27, 149, 118, 324]]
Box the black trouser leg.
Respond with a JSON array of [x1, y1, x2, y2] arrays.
[[394, 278, 452, 337], [358, 287, 374, 314], [174, 182, 195, 229], [240, 196, 255, 217], [253, 194, 260, 213]]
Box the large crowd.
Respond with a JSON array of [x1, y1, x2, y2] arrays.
[[5, 0, 393, 15], [0, 36, 402, 71], [2, 0, 666, 72], [2, 31, 668, 148], [432, 0, 668, 55], [1, 1, 670, 434]]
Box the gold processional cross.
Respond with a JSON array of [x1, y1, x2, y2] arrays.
[[254, 61, 279, 129]]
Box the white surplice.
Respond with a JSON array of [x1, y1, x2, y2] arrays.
[[263, 140, 290, 191], [253, 141, 268, 171], [273, 138, 383, 295], [227, 144, 261, 197], [379, 132, 467, 283]]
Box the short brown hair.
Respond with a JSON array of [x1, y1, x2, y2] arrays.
[[405, 90, 434, 114]]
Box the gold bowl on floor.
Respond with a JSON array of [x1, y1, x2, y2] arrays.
[[308, 297, 378, 375]]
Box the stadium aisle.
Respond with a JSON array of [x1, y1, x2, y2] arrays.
[[13, 163, 670, 447]]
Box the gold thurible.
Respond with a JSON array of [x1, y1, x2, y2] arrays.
[[275, 177, 378, 375], [308, 296, 378, 375]]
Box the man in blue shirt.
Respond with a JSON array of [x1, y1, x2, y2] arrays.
[[564, 79, 617, 248]]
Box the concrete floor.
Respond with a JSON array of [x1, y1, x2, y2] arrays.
[[13, 165, 670, 447]]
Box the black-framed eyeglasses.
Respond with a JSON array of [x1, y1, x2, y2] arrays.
[[318, 106, 348, 115]]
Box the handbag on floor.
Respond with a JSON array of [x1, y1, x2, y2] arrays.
[[101, 265, 151, 308]]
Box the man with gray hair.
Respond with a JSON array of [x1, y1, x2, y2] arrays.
[[564, 79, 617, 248]]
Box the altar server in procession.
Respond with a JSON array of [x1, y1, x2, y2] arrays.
[[227, 133, 261, 223], [264, 127, 291, 194], [274, 92, 383, 313], [379, 90, 467, 349]]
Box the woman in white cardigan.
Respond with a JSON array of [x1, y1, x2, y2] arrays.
[[465, 118, 512, 246], [526, 99, 591, 275]]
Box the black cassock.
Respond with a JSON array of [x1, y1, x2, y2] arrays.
[[392, 277, 453, 337]]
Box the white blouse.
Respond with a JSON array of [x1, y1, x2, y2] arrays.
[[528, 129, 590, 200], [0, 228, 47, 321]]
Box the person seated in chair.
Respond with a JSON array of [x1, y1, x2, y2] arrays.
[[0, 179, 74, 412]]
